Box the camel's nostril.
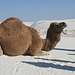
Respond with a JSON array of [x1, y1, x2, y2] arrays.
[[59, 22, 67, 28], [65, 24, 67, 27]]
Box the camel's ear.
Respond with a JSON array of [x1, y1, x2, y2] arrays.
[[50, 23, 54, 29], [50, 22, 58, 29]]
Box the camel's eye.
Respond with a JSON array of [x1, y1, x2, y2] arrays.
[[56, 25, 59, 27]]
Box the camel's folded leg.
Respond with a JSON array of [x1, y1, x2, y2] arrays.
[[26, 44, 50, 56], [41, 51, 50, 56], [35, 50, 50, 56], [30, 50, 50, 56], [0, 46, 3, 56]]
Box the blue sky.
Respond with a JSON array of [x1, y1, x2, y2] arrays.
[[0, 0, 75, 22]]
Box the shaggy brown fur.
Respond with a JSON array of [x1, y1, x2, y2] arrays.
[[0, 17, 67, 56], [0, 17, 49, 56], [42, 22, 67, 51]]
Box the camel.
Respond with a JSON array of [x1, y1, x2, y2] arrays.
[[0, 17, 67, 56]]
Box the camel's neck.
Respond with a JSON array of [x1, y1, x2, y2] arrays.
[[48, 32, 60, 42], [41, 33, 61, 51]]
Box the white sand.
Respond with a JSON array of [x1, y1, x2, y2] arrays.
[[0, 19, 75, 75]]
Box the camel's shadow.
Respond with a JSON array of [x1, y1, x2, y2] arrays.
[[54, 48, 75, 56], [54, 48, 75, 52], [21, 58, 75, 71], [35, 58, 75, 63], [68, 54, 75, 55], [21, 48, 75, 71]]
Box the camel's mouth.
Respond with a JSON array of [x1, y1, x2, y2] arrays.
[[61, 25, 67, 29], [59, 22, 67, 29]]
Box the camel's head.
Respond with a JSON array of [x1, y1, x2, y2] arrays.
[[49, 22, 67, 33]]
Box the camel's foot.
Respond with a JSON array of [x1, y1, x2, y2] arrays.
[[41, 51, 50, 56]]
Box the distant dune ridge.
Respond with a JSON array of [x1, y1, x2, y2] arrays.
[[31, 19, 75, 30], [31, 19, 75, 38]]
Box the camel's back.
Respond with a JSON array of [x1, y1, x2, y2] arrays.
[[1, 17, 31, 37], [1, 18, 23, 36]]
